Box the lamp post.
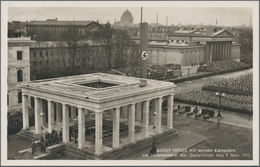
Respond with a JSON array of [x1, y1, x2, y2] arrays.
[[215, 92, 225, 117], [203, 64, 207, 78], [153, 111, 156, 130], [40, 112, 44, 129], [187, 66, 191, 81]]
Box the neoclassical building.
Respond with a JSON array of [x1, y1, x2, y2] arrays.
[[21, 73, 176, 155], [148, 27, 240, 66], [8, 37, 35, 113]]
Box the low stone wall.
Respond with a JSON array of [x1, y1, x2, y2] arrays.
[[46, 144, 65, 159], [99, 129, 178, 160]]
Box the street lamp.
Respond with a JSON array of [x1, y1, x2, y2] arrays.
[[215, 92, 225, 117], [40, 112, 44, 129], [187, 66, 191, 81], [203, 64, 207, 78]]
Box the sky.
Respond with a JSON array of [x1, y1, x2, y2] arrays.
[[8, 7, 253, 27]]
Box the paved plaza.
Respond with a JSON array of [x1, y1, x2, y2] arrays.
[[7, 69, 253, 160]]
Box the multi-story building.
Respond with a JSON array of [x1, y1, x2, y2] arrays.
[[8, 37, 35, 113], [25, 18, 102, 41]]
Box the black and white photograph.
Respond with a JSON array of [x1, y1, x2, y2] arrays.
[[1, 1, 259, 166]]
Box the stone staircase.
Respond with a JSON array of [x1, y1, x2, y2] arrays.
[[13, 151, 35, 160], [13, 143, 47, 160], [16, 129, 41, 143]]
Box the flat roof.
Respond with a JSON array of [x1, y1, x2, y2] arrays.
[[25, 21, 95, 26], [22, 73, 176, 103]]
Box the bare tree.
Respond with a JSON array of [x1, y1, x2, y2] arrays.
[[93, 23, 139, 70]]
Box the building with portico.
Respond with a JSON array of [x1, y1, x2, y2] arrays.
[[20, 73, 176, 157]]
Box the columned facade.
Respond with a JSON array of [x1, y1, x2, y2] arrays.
[[21, 73, 176, 155], [206, 41, 233, 62]]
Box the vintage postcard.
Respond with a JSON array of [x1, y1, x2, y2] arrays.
[[1, 1, 259, 166]]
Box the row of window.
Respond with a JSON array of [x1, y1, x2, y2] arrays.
[[7, 91, 22, 106], [33, 49, 103, 58], [33, 60, 59, 65]]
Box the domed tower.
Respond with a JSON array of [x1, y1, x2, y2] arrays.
[[121, 9, 134, 25]]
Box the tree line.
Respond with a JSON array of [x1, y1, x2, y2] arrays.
[[28, 23, 140, 80]]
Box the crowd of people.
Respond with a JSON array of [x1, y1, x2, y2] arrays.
[[202, 73, 253, 96], [175, 90, 253, 114], [106, 64, 181, 80], [8, 114, 23, 135], [198, 60, 251, 73], [8, 112, 35, 135], [240, 53, 253, 66], [31, 129, 63, 154]]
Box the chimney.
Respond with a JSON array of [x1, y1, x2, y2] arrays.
[[166, 16, 168, 26], [250, 15, 252, 27], [156, 12, 158, 24]]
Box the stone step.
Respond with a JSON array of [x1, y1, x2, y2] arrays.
[[16, 132, 40, 143], [14, 151, 35, 160]]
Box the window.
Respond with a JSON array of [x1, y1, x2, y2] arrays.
[[34, 69, 37, 73], [46, 52, 48, 56], [17, 70, 23, 82], [52, 51, 54, 56], [40, 52, 43, 56], [34, 52, 36, 57], [18, 91, 22, 104], [7, 94, 9, 106], [34, 61, 36, 65], [17, 51, 22, 60], [46, 60, 48, 64], [40, 60, 42, 65]]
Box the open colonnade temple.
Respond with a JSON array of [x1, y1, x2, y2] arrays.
[[20, 73, 177, 159]]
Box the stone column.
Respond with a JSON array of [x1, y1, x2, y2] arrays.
[[72, 106, 76, 118], [22, 94, 29, 130], [228, 42, 232, 60], [42, 100, 46, 125], [56, 103, 61, 122], [224, 42, 228, 60], [122, 106, 128, 119], [113, 107, 120, 148], [34, 97, 41, 134], [48, 100, 54, 133], [78, 107, 85, 149], [128, 103, 135, 142], [143, 100, 150, 138], [167, 94, 174, 129], [62, 103, 69, 143], [95, 111, 103, 155], [150, 100, 155, 125], [156, 97, 162, 133], [136, 102, 142, 121], [209, 42, 213, 62]]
